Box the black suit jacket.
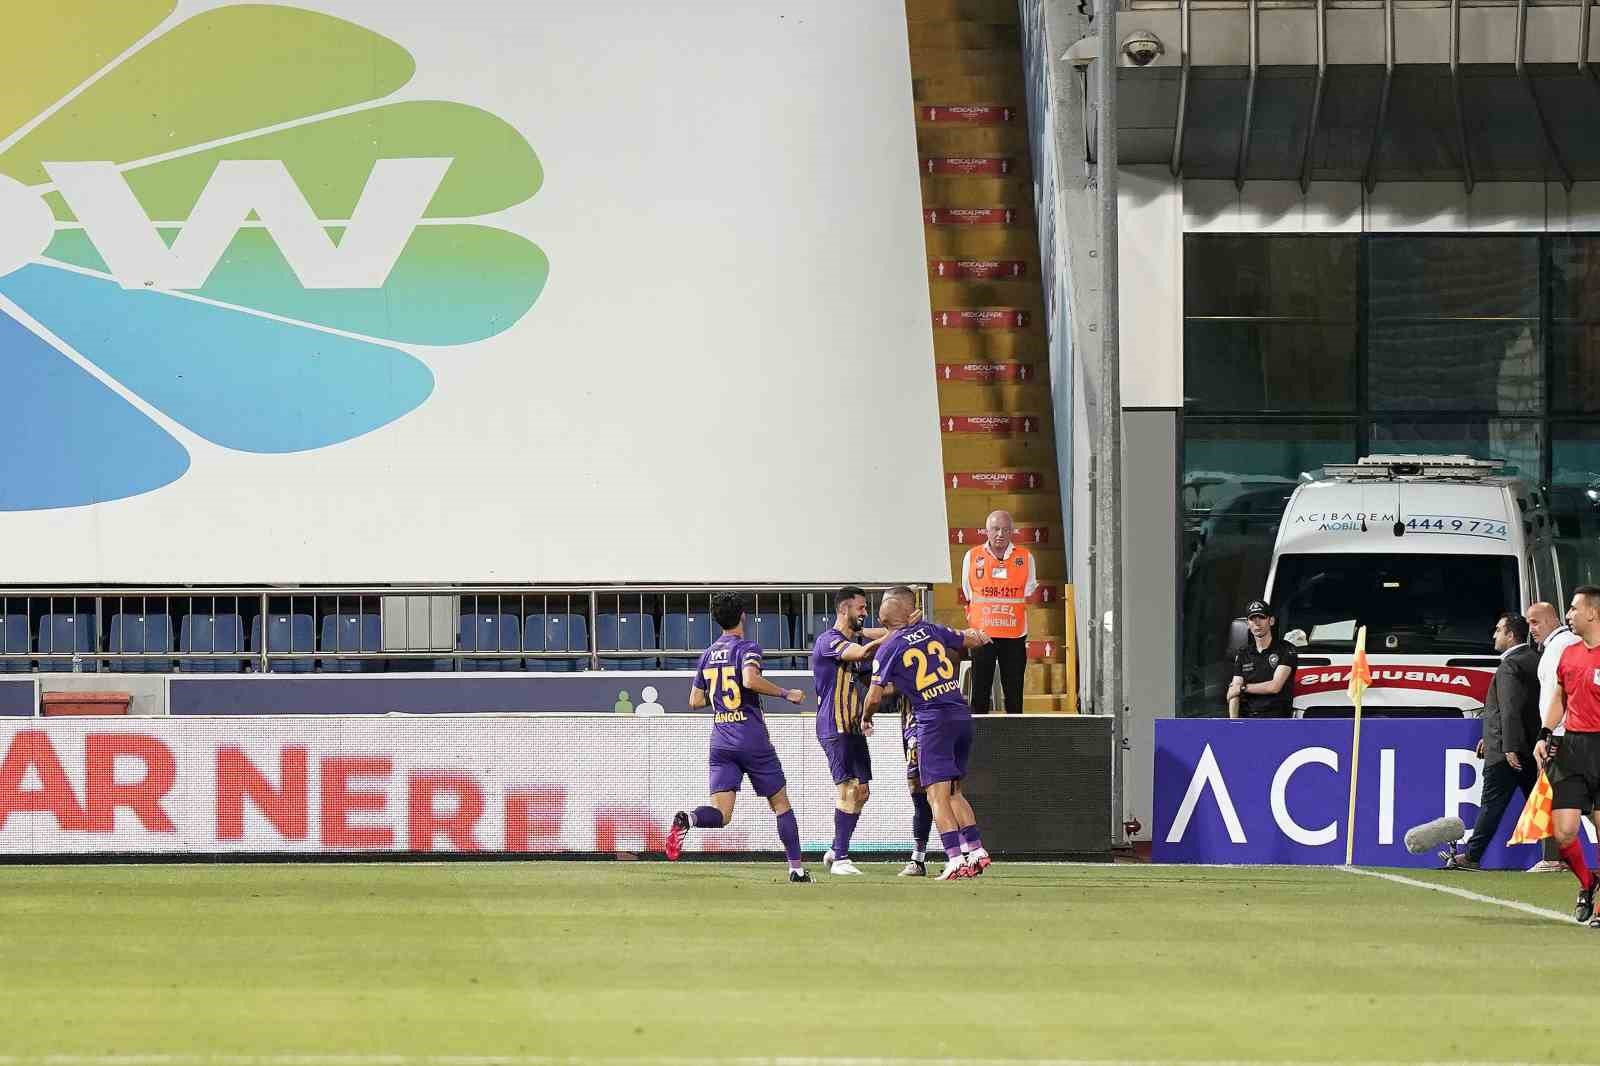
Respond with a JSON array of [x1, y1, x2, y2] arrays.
[[1482, 643, 1540, 765]]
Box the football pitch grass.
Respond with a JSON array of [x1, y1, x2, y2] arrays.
[[1, 861, 1594, 1064]]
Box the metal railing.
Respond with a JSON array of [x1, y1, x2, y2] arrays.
[[0, 585, 927, 675]]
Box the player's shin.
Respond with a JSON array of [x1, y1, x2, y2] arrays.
[[832, 807, 860, 861], [911, 791, 932, 861], [776, 809, 804, 871]]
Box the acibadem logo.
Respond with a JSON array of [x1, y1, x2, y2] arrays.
[[0, 1, 548, 510]]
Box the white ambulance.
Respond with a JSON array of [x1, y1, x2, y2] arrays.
[[1261, 455, 1563, 717]]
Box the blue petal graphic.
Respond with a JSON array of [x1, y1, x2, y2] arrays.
[[0, 265, 434, 453], [0, 312, 190, 510]]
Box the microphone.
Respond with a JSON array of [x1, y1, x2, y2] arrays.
[[1403, 815, 1467, 855]]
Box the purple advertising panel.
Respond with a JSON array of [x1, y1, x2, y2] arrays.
[[1153, 718, 1566, 870], [0, 679, 35, 717]]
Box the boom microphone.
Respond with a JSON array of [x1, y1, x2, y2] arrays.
[[1403, 816, 1467, 855]]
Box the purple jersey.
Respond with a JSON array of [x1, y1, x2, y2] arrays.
[[872, 622, 970, 724], [693, 634, 772, 750], [811, 626, 869, 740]]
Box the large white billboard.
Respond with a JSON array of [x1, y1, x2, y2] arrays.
[[0, 717, 922, 857], [0, 1, 947, 583]]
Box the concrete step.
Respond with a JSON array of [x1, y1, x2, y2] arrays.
[[933, 330, 1046, 361], [907, 21, 1020, 48], [941, 434, 1057, 470], [917, 125, 1030, 155], [910, 47, 1026, 76], [936, 380, 1052, 410], [912, 73, 1025, 103], [928, 277, 1042, 309], [924, 227, 1039, 257], [906, 0, 1020, 24], [920, 174, 1035, 202], [945, 492, 1063, 527]]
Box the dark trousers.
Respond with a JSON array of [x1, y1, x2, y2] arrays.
[[970, 636, 1027, 714], [1466, 757, 1539, 863]]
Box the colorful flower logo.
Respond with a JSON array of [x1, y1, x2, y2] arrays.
[[0, 2, 548, 510]]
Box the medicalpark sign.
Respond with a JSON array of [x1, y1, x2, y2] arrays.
[[1152, 719, 1591, 868]]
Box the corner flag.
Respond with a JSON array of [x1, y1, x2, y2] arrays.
[[1344, 626, 1371, 864], [1509, 774, 1555, 845]]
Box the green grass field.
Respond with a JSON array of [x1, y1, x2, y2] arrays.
[[0, 860, 1592, 1063]]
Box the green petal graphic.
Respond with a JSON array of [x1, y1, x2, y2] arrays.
[[47, 100, 542, 223], [45, 224, 549, 347], [0, 1, 175, 144], [0, 4, 415, 186]]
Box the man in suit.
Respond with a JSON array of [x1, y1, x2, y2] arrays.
[[1448, 613, 1540, 870]]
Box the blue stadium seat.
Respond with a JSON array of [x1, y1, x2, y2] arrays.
[[250, 613, 315, 673], [660, 612, 718, 669], [746, 613, 793, 667], [595, 612, 659, 670], [524, 613, 589, 672], [108, 613, 174, 673], [459, 613, 523, 671], [178, 614, 246, 673], [38, 613, 98, 672], [319, 614, 382, 672], [0, 614, 30, 673]]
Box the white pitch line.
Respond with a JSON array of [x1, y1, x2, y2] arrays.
[[1336, 865, 1574, 923], [0, 1056, 1565, 1065]]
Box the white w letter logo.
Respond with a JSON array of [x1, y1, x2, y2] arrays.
[[47, 158, 452, 290]]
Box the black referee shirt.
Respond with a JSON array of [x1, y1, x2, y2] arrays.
[[1232, 638, 1298, 718]]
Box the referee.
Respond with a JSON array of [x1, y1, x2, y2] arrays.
[[959, 509, 1037, 714], [1534, 586, 1600, 925]]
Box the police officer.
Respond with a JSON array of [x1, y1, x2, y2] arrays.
[[1227, 599, 1297, 719]]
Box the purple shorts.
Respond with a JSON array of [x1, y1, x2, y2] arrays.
[[709, 744, 787, 797], [820, 733, 872, 785], [917, 711, 973, 787]]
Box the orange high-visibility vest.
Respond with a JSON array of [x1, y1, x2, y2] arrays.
[[960, 543, 1037, 639]]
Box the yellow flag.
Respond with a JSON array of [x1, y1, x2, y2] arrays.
[[1509, 773, 1555, 845], [1348, 625, 1372, 711]]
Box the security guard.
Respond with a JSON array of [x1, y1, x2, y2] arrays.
[[959, 509, 1036, 714], [1227, 599, 1297, 718]]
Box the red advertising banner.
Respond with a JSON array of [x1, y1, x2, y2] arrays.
[[948, 471, 1043, 491], [939, 415, 1040, 435], [919, 105, 1015, 124], [923, 157, 1014, 176], [933, 309, 1029, 330], [1295, 665, 1493, 704], [923, 207, 1015, 226], [948, 525, 1049, 545], [936, 362, 1035, 383], [930, 259, 1027, 279]]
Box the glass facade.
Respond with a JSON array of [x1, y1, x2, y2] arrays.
[[1181, 234, 1600, 714]]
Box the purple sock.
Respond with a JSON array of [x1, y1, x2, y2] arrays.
[[832, 808, 860, 859], [911, 793, 933, 852], [940, 829, 962, 860], [776, 810, 803, 867], [959, 823, 982, 851], [691, 805, 724, 829]]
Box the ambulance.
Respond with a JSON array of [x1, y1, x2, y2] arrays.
[[1260, 455, 1563, 717]]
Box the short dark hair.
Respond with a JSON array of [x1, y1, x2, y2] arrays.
[[1577, 585, 1600, 608], [711, 592, 748, 631], [835, 585, 867, 608], [1499, 612, 1529, 645]]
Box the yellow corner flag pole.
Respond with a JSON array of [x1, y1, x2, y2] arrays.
[[1344, 625, 1372, 865]]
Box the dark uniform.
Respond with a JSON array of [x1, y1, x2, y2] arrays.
[[1232, 638, 1298, 718]]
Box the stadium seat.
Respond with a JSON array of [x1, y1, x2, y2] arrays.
[[178, 613, 246, 673], [459, 613, 523, 671], [249, 613, 315, 673], [660, 612, 718, 669], [38, 613, 98, 672], [595, 612, 659, 670], [746, 613, 793, 667], [524, 613, 589, 672], [0, 614, 30, 673], [108, 613, 175, 673], [319, 614, 382, 672]]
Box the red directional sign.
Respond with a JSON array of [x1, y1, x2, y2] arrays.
[[948, 525, 1049, 545], [923, 207, 1015, 226], [923, 156, 1014, 176], [930, 259, 1027, 280], [948, 471, 1043, 491], [933, 309, 1029, 330], [936, 362, 1035, 383], [919, 105, 1016, 124], [1026, 639, 1062, 661], [939, 415, 1040, 435]]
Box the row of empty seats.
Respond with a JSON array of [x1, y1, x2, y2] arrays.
[[0, 611, 832, 673]]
